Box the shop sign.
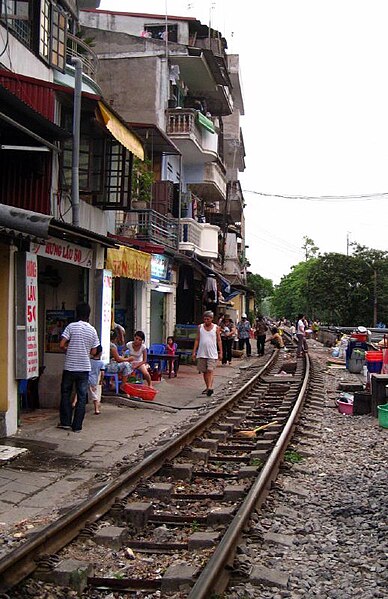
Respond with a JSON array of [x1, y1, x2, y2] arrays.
[[31, 238, 93, 268], [106, 246, 150, 281], [100, 270, 112, 364], [151, 253, 171, 282], [15, 252, 39, 379]]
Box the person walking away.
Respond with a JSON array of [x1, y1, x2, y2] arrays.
[[296, 313, 308, 357], [192, 310, 223, 396], [89, 345, 105, 415], [223, 316, 235, 365], [255, 315, 268, 356], [237, 313, 252, 357], [58, 302, 100, 433]]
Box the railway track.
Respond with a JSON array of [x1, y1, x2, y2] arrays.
[[2, 342, 312, 597]]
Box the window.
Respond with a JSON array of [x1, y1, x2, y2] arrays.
[[0, 1, 67, 69], [60, 111, 132, 210], [0, 0, 32, 46], [39, 0, 67, 71], [144, 23, 177, 42]]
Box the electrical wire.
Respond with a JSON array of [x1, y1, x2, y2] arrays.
[[243, 190, 388, 202]]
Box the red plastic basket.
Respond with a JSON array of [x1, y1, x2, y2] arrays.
[[121, 383, 157, 401]]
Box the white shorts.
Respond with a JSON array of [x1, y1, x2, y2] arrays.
[[89, 384, 102, 403]]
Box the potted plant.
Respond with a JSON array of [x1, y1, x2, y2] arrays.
[[131, 157, 155, 209]]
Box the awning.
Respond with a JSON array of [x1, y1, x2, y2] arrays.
[[196, 112, 215, 133], [98, 101, 144, 160], [0, 204, 52, 239], [193, 256, 241, 302], [106, 246, 151, 281]]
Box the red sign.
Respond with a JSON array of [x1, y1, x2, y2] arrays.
[[26, 253, 39, 378]]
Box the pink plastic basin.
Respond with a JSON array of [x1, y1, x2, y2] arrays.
[[337, 400, 353, 415]]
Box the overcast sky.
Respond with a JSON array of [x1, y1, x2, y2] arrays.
[[99, 0, 388, 283]]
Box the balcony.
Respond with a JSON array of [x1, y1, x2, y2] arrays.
[[53, 32, 101, 95], [188, 161, 227, 203], [66, 33, 98, 79], [179, 218, 219, 259], [118, 210, 178, 251], [167, 109, 218, 164]]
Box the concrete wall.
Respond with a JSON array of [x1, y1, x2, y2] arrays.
[[96, 55, 168, 129], [81, 11, 190, 45], [0, 28, 53, 81]]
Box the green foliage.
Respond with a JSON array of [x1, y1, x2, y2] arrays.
[[284, 450, 303, 463], [302, 236, 319, 260], [131, 157, 155, 204], [247, 273, 274, 315], [269, 244, 388, 326], [271, 260, 315, 320]]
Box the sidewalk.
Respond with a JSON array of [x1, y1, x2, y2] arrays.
[[0, 358, 251, 535]]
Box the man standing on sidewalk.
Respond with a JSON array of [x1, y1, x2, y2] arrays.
[[192, 310, 223, 396], [58, 302, 100, 432]]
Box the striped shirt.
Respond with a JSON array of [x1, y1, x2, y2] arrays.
[[62, 321, 100, 371]]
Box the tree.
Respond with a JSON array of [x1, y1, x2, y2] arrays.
[[302, 236, 319, 261], [247, 273, 274, 315], [271, 260, 315, 320]]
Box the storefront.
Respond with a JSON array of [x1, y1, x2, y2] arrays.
[[106, 244, 151, 344], [148, 253, 175, 345]]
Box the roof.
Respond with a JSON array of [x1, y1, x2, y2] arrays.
[[129, 123, 181, 155]]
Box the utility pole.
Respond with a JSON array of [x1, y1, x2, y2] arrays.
[[346, 231, 351, 256]]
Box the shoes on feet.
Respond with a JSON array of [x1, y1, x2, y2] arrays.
[[57, 424, 71, 430], [72, 429, 82, 433], [206, 389, 214, 397], [201, 389, 208, 395]]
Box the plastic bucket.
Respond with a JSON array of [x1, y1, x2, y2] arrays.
[[366, 361, 382, 374], [377, 403, 388, 428]]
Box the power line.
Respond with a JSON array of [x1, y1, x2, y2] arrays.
[[243, 190, 388, 202]]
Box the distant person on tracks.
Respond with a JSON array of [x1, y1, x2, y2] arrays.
[[296, 313, 309, 357], [58, 302, 100, 433], [254, 315, 268, 356], [192, 310, 223, 396], [267, 326, 284, 349], [237, 313, 252, 357]]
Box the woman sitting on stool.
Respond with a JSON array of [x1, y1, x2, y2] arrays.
[[106, 330, 134, 391], [125, 331, 153, 387]]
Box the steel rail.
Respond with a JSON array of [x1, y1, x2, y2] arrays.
[[188, 352, 311, 598], [0, 352, 279, 592]]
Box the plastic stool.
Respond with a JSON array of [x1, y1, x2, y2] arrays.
[[104, 372, 119, 394]]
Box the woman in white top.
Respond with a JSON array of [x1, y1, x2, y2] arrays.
[[296, 314, 308, 357], [125, 330, 152, 387]]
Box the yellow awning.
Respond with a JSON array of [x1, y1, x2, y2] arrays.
[[98, 101, 144, 160], [106, 246, 151, 281]]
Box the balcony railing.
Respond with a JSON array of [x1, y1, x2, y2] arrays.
[[118, 210, 178, 250], [179, 218, 219, 259], [167, 109, 218, 160], [66, 33, 98, 79]]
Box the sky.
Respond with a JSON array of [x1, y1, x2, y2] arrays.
[[99, 0, 388, 283]]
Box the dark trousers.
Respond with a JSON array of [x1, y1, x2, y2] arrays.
[[60, 370, 89, 431], [222, 338, 233, 364], [239, 337, 251, 356], [256, 335, 266, 356]]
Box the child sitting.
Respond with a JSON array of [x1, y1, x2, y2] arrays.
[[89, 345, 105, 414]]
